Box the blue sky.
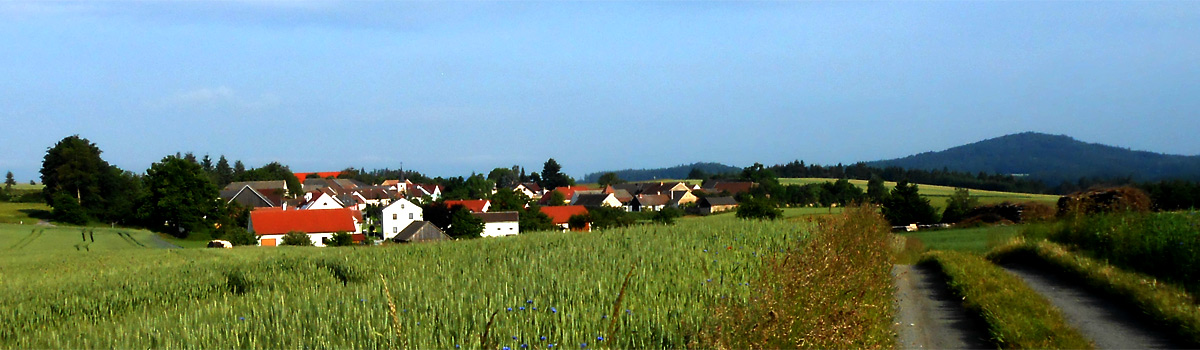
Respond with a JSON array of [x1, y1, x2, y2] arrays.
[[2, 1, 1198, 182]]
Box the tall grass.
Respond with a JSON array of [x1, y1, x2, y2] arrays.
[[706, 206, 896, 349], [0, 220, 805, 348], [1038, 211, 1200, 295], [922, 250, 1093, 349]]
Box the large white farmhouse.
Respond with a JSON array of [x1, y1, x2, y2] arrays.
[[381, 198, 423, 240]]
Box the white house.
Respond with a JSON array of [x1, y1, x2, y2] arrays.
[[381, 198, 423, 240], [472, 212, 520, 237]]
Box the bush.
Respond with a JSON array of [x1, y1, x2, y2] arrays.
[[735, 196, 782, 220], [652, 207, 683, 225], [220, 227, 258, 246], [325, 231, 355, 247], [567, 214, 589, 231], [280, 231, 314, 246], [589, 206, 634, 230], [50, 192, 89, 225]]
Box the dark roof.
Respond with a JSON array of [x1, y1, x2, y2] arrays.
[[635, 194, 669, 207], [611, 189, 634, 203], [573, 193, 614, 207], [471, 211, 519, 223], [517, 182, 542, 192], [610, 183, 644, 195], [393, 221, 450, 243], [707, 181, 756, 195], [702, 196, 739, 207], [224, 180, 288, 192], [222, 185, 278, 208]]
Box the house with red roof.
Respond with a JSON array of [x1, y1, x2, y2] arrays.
[[538, 205, 590, 231], [538, 185, 593, 206], [407, 183, 444, 202], [444, 199, 491, 213], [249, 208, 362, 247], [293, 171, 346, 183]]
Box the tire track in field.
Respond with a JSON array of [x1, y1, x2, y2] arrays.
[[1000, 263, 1186, 349], [893, 264, 992, 349], [8, 229, 43, 250]]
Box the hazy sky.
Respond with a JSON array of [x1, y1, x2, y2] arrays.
[[2, 1, 1198, 182]]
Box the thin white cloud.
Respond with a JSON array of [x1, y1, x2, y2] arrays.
[[148, 86, 278, 111]]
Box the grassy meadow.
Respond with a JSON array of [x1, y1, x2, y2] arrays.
[[0, 202, 50, 224], [0, 223, 175, 252], [0, 218, 819, 348]]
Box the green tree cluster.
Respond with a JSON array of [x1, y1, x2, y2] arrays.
[[140, 156, 221, 238], [736, 195, 783, 220], [940, 188, 979, 224], [881, 180, 939, 226], [281, 231, 314, 246]]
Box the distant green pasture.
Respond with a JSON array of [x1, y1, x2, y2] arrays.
[[0, 202, 50, 224], [779, 178, 1059, 210]]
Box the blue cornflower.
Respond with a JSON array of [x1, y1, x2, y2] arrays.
[[533, 307, 538, 310], [521, 344, 529, 348], [549, 344, 555, 348], [541, 336, 547, 341], [456, 345, 461, 349], [706, 279, 712, 282], [550, 307, 558, 313], [581, 343, 587, 348], [625, 309, 631, 314], [597, 336, 604, 341], [513, 336, 519, 340], [360, 299, 365, 302], [417, 322, 420, 325], [503, 347, 511, 350], [238, 317, 245, 321], [507, 307, 513, 311], [601, 315, 607, 319], [520, 306, 526, 311], [713, 260, 717, 263], [703, 249, 708, 252], [527, 299, 534, 304], [402, 309, 407, 312]]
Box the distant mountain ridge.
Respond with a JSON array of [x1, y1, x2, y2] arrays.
[[866, 132, 1200, 185], [582, 162, 741, 183]]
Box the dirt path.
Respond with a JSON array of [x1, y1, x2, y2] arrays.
[[893, 264, 992, 349], [1001, 263, 1187, 349], [145, 233, 182, 249]]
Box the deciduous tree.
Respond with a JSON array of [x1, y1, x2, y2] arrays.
[[141, 155, 220, 238]]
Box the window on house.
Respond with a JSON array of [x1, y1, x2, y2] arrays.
[[409, 213, 413, 219], [401, 204, 405, 209], [392, 214, 397, 220], [393, 227, 398, 233]]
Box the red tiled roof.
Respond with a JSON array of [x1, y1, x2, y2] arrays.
[[538, 185, 593, 204], [250, 208, 358, 235], [539, 205, 589, 225], [293, 171, 345, 182], [444, 199, 490, 213]]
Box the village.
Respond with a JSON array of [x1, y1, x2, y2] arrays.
[[224, 171, 754, 247]]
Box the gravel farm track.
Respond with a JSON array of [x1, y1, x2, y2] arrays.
[[894, 262, 1188, 349]]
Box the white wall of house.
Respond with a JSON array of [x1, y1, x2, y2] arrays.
[[481, 220, 519, 237], [256, 233, 334, 247], [381, 198, 423, 240]]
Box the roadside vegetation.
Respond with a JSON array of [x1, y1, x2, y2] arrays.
[[921, 250, 1093, 349]]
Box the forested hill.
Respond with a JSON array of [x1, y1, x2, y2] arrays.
[[582, 162, 741, 183], [866, 132, 1200, 186]]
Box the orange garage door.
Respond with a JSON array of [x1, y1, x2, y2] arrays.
[[261, 238, 277, 246]]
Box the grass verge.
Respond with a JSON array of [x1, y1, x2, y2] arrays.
[[707, 205, 896, 349], [922, 250, 1093, 349], [989, 239, 1200, 346]]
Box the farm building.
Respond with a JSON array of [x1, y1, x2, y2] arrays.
[[539, 205, 590, 231], [570, 193, 622, 208], [699, 196, 739, 215], [472, 211, 520, 237], [632, 194, 669, 212], [249, 208, 361, 247], [392, 221, 450, 243], [220, 185, 280, 209]]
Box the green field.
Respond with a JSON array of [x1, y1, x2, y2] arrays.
[[780, 177, 1059, 209], [900, 225, 1022, 254], [0, 219, 809, 348], [0, 202, 50, 224], [0, 223, 178, 252]]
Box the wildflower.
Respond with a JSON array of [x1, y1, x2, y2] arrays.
[[549, 344, 556, 348], [625, 309, 631, 314], [521, 344, 529, 348], [504, 347, 512, 350], [238, 317, 245, 321], [597, 336, 604, 341], [520, 306, 526, 311], [533, 307, 538, 310], [513, 336, 519, 340], [456, 345, 461, 349], [527, 300, 534, 304], [581, 343, 588, 348], [541, 336, 548, 340], [360, 299, 365, 302], [507, 307, 513, 311], [601, 315, 607, 319], [706, 279, 712, 282], [702, 249, 707, 252], [550, 307, 558, 313]]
